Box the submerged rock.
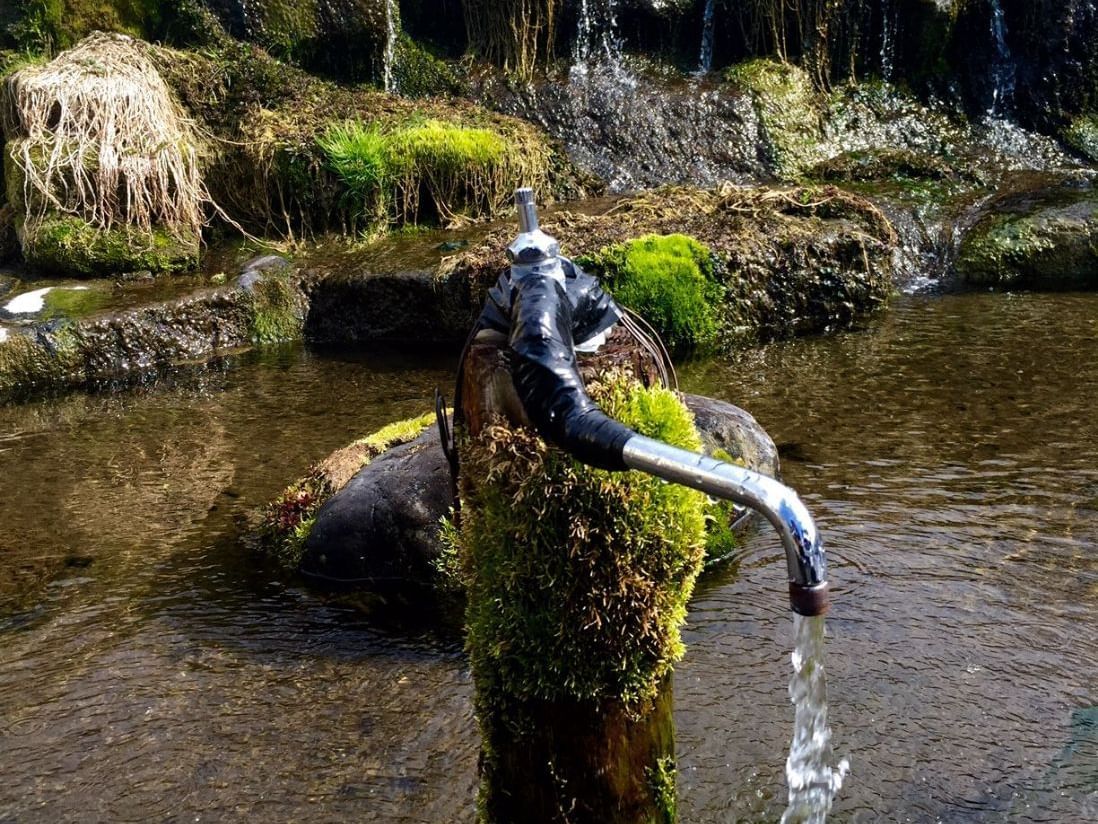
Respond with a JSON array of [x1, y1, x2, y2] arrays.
[[957, 174, 1098, 289]]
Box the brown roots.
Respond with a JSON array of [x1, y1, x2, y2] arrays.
[[1, 32, 218, 244]]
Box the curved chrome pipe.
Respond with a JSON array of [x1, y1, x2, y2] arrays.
[[622, 435, 830, 616]]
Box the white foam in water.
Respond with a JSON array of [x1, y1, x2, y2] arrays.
[[4, 286, 89, 315], [782, 613, 851, 824], [0, 327, 8, 343]]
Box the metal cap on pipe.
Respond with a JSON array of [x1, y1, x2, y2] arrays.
[[515, 187, 539, 233]]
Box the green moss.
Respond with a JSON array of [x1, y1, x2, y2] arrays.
[[393, 34, 463, 99], [725, 58, 823, 179], [256, 412, 436, 570], [21, 215, 198, 277], [1065, 115, 1098, 164], [459, 375, 708, 709], [580, 233, 721, 353], [646, 755, 676, 824], [40, 285, 109, 318], [247, 274, 305, 344]]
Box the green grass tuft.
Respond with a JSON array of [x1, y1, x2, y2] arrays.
[[582, 233, 722, 353]]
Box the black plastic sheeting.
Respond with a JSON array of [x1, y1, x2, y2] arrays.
[[476, 259, 635, 471]]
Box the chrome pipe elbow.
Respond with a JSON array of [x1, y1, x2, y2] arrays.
[[621, 435, 830, 616]]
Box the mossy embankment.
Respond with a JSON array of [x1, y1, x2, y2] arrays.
[[145, 39, 580, 239], [439, 184, 896, 352]]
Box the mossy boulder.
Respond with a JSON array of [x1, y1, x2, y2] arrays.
[[442, 185, 895, 350], [725, 59, 824, 179], [255, 412, 439, 571], [19, 215, 199, 277], [957, 177, 1098, 289]]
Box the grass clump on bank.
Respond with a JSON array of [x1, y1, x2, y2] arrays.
[[256, 412, 436, 569], [458, 374, 708, 708], [320, 118, 525, 226], [579, 233, 721, 354]]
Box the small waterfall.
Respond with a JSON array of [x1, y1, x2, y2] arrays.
[[383, 0, 399, 93], [987, 0, 1016, 116], [879, 0, 896, 81], [573, 0, 623, 71], [697, 0, 716, 74], [781, 614, 850, 824]]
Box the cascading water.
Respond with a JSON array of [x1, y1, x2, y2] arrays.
[[697, 0, 716, 74], [987, 0, 1016, 116], [383, 0, 398, 93], [781, 614, 850, 824], [572, 0, 623, 71], [879, 0, 897, 81]]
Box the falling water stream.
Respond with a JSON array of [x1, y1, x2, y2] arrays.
[[781, 615, 850, 823], [697, 0, 716, 74], [382, 0, 398, 93], [987, 0, 1016, 116]]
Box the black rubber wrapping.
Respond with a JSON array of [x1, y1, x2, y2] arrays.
[[478, 257, 622, 344], [506, 273, 635, 471]]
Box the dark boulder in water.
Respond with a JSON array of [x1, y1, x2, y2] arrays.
[[957, 173, 1098, 290]]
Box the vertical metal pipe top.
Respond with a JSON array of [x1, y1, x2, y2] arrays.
[[515, 188, 539, 233]]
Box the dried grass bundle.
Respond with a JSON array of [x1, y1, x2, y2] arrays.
[[2, 32, 211, 242]]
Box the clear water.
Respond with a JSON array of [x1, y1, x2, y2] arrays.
[[1, 292, 1097, 821], [781, 615, 849, 823]]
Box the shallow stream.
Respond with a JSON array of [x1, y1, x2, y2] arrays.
[[1, 292, 1096, 821]]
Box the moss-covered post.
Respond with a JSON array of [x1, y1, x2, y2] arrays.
[[456, 336, 709, 823]]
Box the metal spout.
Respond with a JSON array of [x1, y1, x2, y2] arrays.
[[621, 435, 830, 616]]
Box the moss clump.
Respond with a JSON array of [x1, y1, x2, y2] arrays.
[[321, 117, 539, 227], [1065, 115, 1098, 164], [393, 34, 463, 99], [580, 233, 721, 354], [21, 215, 198, 276], [725, 59, 823, 179], [646, 755, 676, 824], [257, 412, 436, 569], [459, 375, 707, 708], [247, 273, 306, 344]]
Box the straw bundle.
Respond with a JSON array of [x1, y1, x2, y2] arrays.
[[1, 32, 209, 243]]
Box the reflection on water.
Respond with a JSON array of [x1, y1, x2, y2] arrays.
[[0, 293, 1096, 821]]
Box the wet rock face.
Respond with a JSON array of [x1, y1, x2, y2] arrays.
[[304, 268, 478, 345], [1001, 0, 1098, 129], [472, 67, 768, 191], [200, 0, 392, 82], [957, 174, 1098, 289]]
